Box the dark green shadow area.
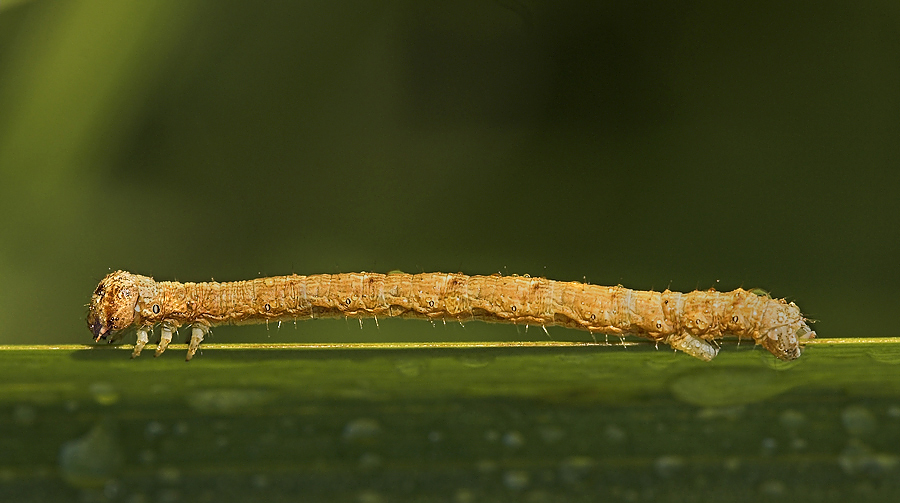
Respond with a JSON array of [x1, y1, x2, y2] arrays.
[[2, 339, 899, 502]]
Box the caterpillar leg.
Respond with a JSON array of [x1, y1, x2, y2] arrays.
[[186, 324, 208, 361], [131, 326, 151, 359], [155, 322, 177, 357], [667, 333, 719, 361]]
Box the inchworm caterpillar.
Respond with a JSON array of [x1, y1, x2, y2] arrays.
[[87, 270, 815, 361]]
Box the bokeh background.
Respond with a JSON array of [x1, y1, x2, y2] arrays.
[[1, 0, 897, 346]]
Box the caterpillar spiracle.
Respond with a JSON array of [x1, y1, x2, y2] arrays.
[[87, 270, 815, 361]]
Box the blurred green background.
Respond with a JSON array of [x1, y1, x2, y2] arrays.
[[3, 2, 900, 502], [0, 0, 898, 343]]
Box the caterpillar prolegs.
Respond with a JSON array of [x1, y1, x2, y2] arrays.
[[87, 271, 815, 361]]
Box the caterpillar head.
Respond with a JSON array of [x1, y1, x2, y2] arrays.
[[756, 300, 816, 361], [87, 271, 140, 343]]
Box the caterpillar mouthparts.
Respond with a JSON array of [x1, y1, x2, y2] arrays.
[[87, 270, 815, 361]]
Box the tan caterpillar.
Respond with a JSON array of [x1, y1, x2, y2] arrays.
[[86, 270, 815, 361]]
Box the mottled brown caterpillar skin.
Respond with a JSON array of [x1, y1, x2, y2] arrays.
[[87, 271, 815, 361]]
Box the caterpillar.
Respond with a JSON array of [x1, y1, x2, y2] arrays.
[[86, 270, 815, 361]]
